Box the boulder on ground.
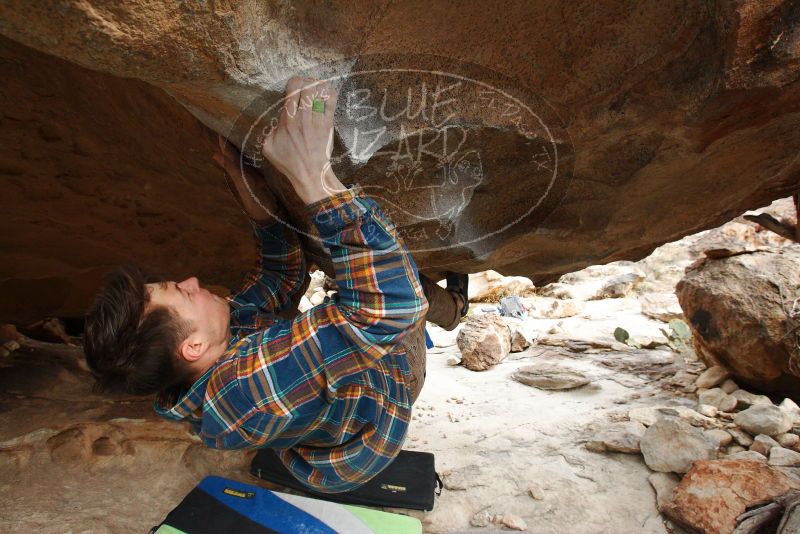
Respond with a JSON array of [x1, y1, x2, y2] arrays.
[[778, 433, 800, 449], [640, 417, 718, 474], [728, 427, 755, 447], [638, 293, 683, 322], [509, 328, 530, 353], [731, 389, 773, 409], [727, 450, 767, 462], [456, 314, 511, 371], [468, 271, 533, 302], [629, 406, 721, 430], [769, 446, 800, 467], [535, 283, 577, 300], [648, 472, 680, 513], [734, 405, 793, 437], [780, 398, 800, 424], [524, 297, 583, 319], [704, 429, 733, 449], [698, 388, 737, 412], [676, 248, 800, 400], [664, 459, 800, 534], [584, 421, 646, 454], [589, 272, 645, 300], [647, 473, 680, 512], [750, 434, 780, 457], [695, 365, 731, 389], [511, 363, 590, 391], [720, 378, 739, 394]]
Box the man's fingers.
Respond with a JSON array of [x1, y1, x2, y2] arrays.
[[281, 76, 305, 123], [299, 77, 321, 129]]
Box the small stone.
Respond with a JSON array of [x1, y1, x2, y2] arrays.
[[584, 421, 646, 454], [511, 363, 590, 390], [726, 450, 767, 462], [441, 468, 471, 490], [719, 379, 738, 394], [718, 396, 737, 413], [470, 509, 493, 528], [725, 445, 745, 455], [704, 429, 732, 448], [697, 404, 718, 418], [629, 407, 664, 427], [509, 328, 530, 352], [698, 388, 736, 412], [779, 398, 800, 423], [590, 272, 643, 299], [445, 354, 462, 366], [730, 389, 773, 409], [648, 472, 680, 512], [497, 514, 527, 531], [638, 292, 683, 322], [777, 433, 800, 449], [695, 366, 730, 389], [675, 407, 723, 429], [527, 298, 582, 319], [640, 417, 718, 474], [527, 483, 545, 500], [750, 434, 780, 456], [670, 371, 698, 389], [734, 404, 793, 437], [768, 446, 800, 467], [727, 427, 754, 447]]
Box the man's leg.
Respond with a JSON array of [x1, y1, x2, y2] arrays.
[[419, 274, 466, 331], [403, 273, 468, 404], [402, 321, 427, 404]]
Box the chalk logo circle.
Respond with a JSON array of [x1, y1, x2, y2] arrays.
[[230, 54, 573, 255]]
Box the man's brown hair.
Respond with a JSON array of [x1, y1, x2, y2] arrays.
[[83, 265, 194, 395]]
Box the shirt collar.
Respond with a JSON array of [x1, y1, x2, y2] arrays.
[[152, 335, 242, 422]]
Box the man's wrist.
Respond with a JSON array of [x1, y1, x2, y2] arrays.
[[305, 184, 370, 237], [292, 168, 347, 205]]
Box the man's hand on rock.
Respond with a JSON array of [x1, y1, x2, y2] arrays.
[[261, 76, 346, 205]]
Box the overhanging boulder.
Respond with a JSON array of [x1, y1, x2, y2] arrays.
[[1, 1, 799, 321]]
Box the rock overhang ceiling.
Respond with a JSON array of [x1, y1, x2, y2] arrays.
[[0, 0, 799, 321]]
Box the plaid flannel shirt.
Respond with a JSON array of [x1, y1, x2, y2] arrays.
[[154, 187, 428, 493]]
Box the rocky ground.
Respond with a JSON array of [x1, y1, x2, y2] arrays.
[[1, 199, 799, 533]]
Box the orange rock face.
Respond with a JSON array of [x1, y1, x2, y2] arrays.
[[0, 37, 256, 322], [665, 459, 800, 534], [1, 1, 800, 321]]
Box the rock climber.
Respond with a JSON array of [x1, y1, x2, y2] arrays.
[[82, 76, 468, 493]]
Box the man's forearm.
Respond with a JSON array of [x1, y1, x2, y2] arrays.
[[230, 221, 306, 317]]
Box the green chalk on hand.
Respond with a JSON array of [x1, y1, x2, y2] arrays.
[[311, 99, 325, 114]]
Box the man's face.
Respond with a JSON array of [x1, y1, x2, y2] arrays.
[[144, 277, 231, 357]]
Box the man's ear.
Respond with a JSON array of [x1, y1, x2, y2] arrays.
[[179, 332, 205, 363]]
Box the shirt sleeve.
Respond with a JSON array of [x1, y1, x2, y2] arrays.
[[229, 219, 307, 319], [299, 186, 429, 391]]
